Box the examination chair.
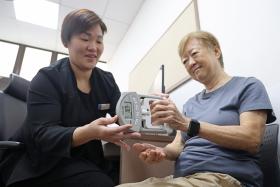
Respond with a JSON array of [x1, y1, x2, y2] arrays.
[[0, 73, 120, 186]]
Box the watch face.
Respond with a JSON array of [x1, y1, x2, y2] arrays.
[[187, 119, 200, 137]]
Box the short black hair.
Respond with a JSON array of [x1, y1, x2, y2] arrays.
[[61, 9, 107, 46]]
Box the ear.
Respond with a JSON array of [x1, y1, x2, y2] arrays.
[[63, 42, 68, 48], [214, 47, 221, 59]]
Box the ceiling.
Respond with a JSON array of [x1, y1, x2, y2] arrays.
[[0, 0, 145, 63]]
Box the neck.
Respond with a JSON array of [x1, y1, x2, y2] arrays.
[[70, 63, 92, 81], [205, 71, 231, 93], [70, 63, 93, 93]]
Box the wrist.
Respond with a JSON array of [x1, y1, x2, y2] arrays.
[[162, 146, 170, 160], [84, 123, 99, 140], [72, 124, 95, 147], [179, 117, 190, 132]]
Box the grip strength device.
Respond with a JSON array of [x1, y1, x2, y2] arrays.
[[116, 92, 174, 136]]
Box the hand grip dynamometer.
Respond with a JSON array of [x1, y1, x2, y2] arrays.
[[116, 92, 174, 136]]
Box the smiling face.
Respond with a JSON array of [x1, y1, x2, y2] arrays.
[[181, 38, 222, 84], [66, 25, 104, 71]]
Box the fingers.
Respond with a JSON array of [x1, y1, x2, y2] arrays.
[[102, 126, 141, 144], [90, 116, 140, 143], [132, 143, 156, 153], [146, 150, 165, 163], [97, 115, 118, 126], [139, 151, 148, 161], [112, 131, 141, 141], [132, 143, 146, 153], [150, 99, 170, 110], [151, 110, 173, 122], [150, 99, 178, 115], [107, 124, 135, 135], [114, 140, 131, 151], [123, 132, 141, 139], [150, 99, 183, 127], [133, 143, 164, 163], [138, 148, 166, 164]]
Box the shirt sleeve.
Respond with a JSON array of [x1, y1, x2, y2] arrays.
[[238, 77, 276, 123]]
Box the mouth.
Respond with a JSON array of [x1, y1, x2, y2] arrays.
[[85, 54, 97, 59], [191, 65, 200, 74]]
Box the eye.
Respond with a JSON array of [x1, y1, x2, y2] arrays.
[[79, 33, 90, 41], [192, 51, 198, 56], [182, 59, 188, 65], [81, 38, 89, 41], [80, 36, 89, 41], [96, 36, 103, 44], [97, 39, 103, 44]]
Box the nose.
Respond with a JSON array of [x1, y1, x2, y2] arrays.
[[184, 57, 195, 68], [186, 57, 196, 73], [188, 57, 195, 66], [87, 41, 97, 51]]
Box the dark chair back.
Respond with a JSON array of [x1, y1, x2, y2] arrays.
[[0, 74, 29, 186], [0, 73, 30, 142], [259, 123, 280, 187]]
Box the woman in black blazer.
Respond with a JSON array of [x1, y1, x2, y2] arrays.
[[1, 9, 140, 187]]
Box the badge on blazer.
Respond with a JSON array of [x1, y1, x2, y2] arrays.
[[98, 103, 110, 110]]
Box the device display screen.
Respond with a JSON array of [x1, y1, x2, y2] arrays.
[[123, 102, 132, 119]]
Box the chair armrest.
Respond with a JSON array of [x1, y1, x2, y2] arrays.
[[0, 141, 24, 149]]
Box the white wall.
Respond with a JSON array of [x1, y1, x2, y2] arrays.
[[110, 0, 280, 163], [109, 0, 192, 91], [110, 0, 280, 168], [170, 0, 280, 124]]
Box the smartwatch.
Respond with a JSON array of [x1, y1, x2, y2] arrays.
[[187, 119, 200, 137]]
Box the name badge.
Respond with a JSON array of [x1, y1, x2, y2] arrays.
[[98, 103, 110, 110]]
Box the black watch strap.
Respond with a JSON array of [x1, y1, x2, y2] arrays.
[[187, 119, 200, 137]]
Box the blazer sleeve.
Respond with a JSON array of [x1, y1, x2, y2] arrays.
[[105, 72, 121, 116], [26, 70, 76, 158]]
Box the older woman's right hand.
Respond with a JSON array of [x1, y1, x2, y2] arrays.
[[150, 98, 188, 131], [132, 143, 166, 164]]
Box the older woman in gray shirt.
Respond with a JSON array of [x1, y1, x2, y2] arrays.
[[118, 31, 276, 187]]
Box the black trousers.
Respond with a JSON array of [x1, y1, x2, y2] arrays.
[[8, 158, 120, 187], [9, 171, 115, 187]]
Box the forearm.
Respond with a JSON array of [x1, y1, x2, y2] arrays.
[[163, 143, 183, 161], [180, 121, 261, 153], [179, 121, 263, 154], [199, 123, 263, 153], [199, 111, 266, 154], [163, 131, 184, 161]]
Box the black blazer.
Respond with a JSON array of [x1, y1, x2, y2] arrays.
[[1, 58, 121, 186]]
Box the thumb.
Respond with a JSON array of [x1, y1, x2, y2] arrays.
[[97, 115, 118, 126]]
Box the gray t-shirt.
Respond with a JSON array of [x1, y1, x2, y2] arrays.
[[174, 77, 276, 187]]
